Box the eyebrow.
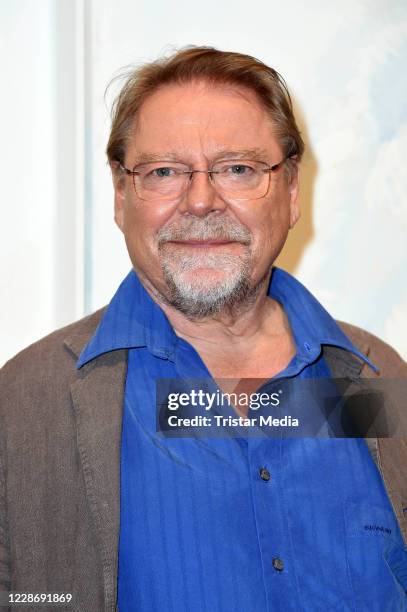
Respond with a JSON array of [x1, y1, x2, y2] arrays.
[[132, 148, 271, 165]]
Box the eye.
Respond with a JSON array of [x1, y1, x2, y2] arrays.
[[151, 167, 175, 178], [221, 163, 256, 176], [230, 164, 251, 174]]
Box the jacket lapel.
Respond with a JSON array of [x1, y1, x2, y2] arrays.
[[65, 319, 127, 612]]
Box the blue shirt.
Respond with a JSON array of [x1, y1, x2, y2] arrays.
[[78, 267, 407, 611]]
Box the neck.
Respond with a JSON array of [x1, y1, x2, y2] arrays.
[[167, 288, 273, 342], [136, 266, 296, 383], [165, 274, 295, 386], [140, 268, 288, 345], [143, 270, 273, 339]]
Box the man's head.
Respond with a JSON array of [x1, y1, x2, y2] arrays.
[[107, 47, 304, 319]]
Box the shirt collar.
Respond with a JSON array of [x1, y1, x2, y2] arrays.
[[77, 270, 177, 368], [77, 266, 377, 372], [269, 267, 377, 371]]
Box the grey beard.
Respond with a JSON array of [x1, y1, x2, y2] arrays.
[[156, 217, 262, 320]]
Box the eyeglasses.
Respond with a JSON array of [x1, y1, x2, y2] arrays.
[[117, 157, 289, 201]]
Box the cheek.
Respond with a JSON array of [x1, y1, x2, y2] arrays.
[[122, 202, 175, 253], [235, 194, 290, 243], [233, 196, 291, 269]]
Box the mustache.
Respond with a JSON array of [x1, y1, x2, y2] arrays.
[[156, 217, 251, 245]]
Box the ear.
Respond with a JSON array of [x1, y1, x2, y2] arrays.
[[288, 160, 300, 229], [110, 162, 126, 232]]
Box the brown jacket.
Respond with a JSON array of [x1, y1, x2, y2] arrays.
[[0, 309, 407, 611]]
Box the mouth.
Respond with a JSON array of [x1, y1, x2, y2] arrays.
[[170, 240, 234, 247], [162, 239, 243, 248]]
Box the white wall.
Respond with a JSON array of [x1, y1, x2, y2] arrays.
[[2, 0, 407, 365], [1, 0, 85, 364], [1, 1, 57, 364]]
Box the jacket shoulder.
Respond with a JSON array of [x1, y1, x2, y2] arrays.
[[0, 307, 106, 392], [337, 320, 407, 378]]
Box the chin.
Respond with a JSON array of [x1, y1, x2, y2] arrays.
[[178, 267, 231, 285], [160, 261, 258, 319]]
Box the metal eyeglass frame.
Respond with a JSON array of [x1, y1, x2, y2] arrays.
[[117, 156, 290, 201]]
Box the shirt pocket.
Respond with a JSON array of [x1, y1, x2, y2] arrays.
[[344, 501, 407, 612]]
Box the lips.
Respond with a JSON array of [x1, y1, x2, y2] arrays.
[[165, 240, 237, 247]]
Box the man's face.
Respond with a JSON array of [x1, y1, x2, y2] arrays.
[[113, 80, 300, 318]]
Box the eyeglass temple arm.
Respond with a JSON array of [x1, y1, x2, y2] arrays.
[[117, 162, 140, 175], [264, 155, 295, 173]]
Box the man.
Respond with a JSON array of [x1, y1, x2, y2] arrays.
[[1, 46, 407, 611]]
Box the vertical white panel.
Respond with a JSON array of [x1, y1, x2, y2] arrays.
[[0, 0, 86, 365], [54, 0, 86, 321], [0, 1, 57, 364]]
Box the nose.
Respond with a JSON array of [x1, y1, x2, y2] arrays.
[[177, 170, 227, 217]]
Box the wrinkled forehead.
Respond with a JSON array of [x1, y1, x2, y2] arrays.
[[126, 79, 280, 163]]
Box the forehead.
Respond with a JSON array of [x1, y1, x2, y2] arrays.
[[128, 80, 280, 161]]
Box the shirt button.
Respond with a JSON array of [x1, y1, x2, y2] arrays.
[[272, 557, 284, 571], [259, 467, 271, 481]]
